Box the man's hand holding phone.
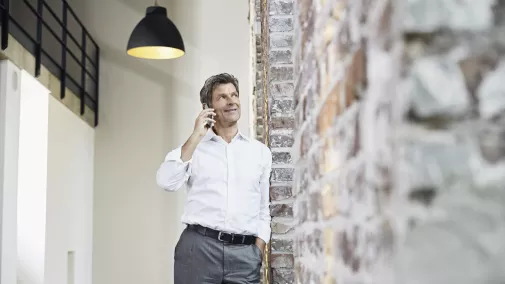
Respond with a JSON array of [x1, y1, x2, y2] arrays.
[[181, 106, 215, 162], [193, 106, 216, 138]]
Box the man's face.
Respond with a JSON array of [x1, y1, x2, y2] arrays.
[[211, 83, 241, 126]]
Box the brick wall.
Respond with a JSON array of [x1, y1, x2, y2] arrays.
[[290, 0, 505, 283], [255, 0, 505, 283], [291, 0, 392, 282]]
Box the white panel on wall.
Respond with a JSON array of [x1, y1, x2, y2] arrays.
[[16, 69, 50, 284], [1, 60, 95, 284], [0, 60, 22, 284]]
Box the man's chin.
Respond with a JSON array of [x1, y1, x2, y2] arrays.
[[224, 114, 240, 123], [223, 118, 239, 126]]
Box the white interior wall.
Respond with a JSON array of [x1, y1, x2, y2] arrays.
[[65, 0, 251, 284], [9, 66, 95, 284], [62, 1, 179, 283], [72, 0, 253, 283], [16, 70, 50, 284], [44, 96, 95, 284], [0, 60, 95, 284], [169, 0, 252, 138], [92, 58, 174, 284]]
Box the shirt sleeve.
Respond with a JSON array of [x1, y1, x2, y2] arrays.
[[257, 147, 272, 244], [156, 146, 192, 191]]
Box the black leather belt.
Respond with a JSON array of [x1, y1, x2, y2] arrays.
[[188, 224, 256, 245]]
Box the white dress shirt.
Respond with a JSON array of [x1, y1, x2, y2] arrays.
[[156, 129, 272, 243]]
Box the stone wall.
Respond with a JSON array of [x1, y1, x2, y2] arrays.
[[253, 0, 505, 283], [395, 1, 505, 283]]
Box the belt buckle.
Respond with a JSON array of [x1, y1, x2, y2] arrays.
[[218, 232, 224, 242]]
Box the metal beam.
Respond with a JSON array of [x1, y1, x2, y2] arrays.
[[0, 0, 9, 50]]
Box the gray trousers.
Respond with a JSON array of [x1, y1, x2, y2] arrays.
[[174, 227, 262, 284]]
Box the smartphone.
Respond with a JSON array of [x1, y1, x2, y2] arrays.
[[203, 103, 214, 128]]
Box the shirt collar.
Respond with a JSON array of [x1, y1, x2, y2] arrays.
[[201, 128, 250, 143], [237, 131, 250, 142]]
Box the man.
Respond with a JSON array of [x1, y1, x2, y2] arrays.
[[156, 73, 272, 284]]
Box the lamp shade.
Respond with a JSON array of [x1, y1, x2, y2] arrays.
[[127, 6, 185, 59]]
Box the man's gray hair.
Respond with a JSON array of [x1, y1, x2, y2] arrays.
[[200, 73, 239, 107]]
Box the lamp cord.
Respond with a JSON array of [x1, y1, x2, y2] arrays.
[[154, 0, 159, 5]]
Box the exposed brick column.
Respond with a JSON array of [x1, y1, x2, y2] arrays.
[[267, 0, 296, 283], [251, 0, 296, 282], [255, 0, 297, 283]]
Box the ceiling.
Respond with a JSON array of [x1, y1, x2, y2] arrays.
[[116, 0, 171, 14]]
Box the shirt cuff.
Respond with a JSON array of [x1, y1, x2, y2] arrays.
[[257, 223, 271, 244], [164, 146, 191, 164]]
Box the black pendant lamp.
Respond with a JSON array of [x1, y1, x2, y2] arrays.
[[127, 0, 185, 59]]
